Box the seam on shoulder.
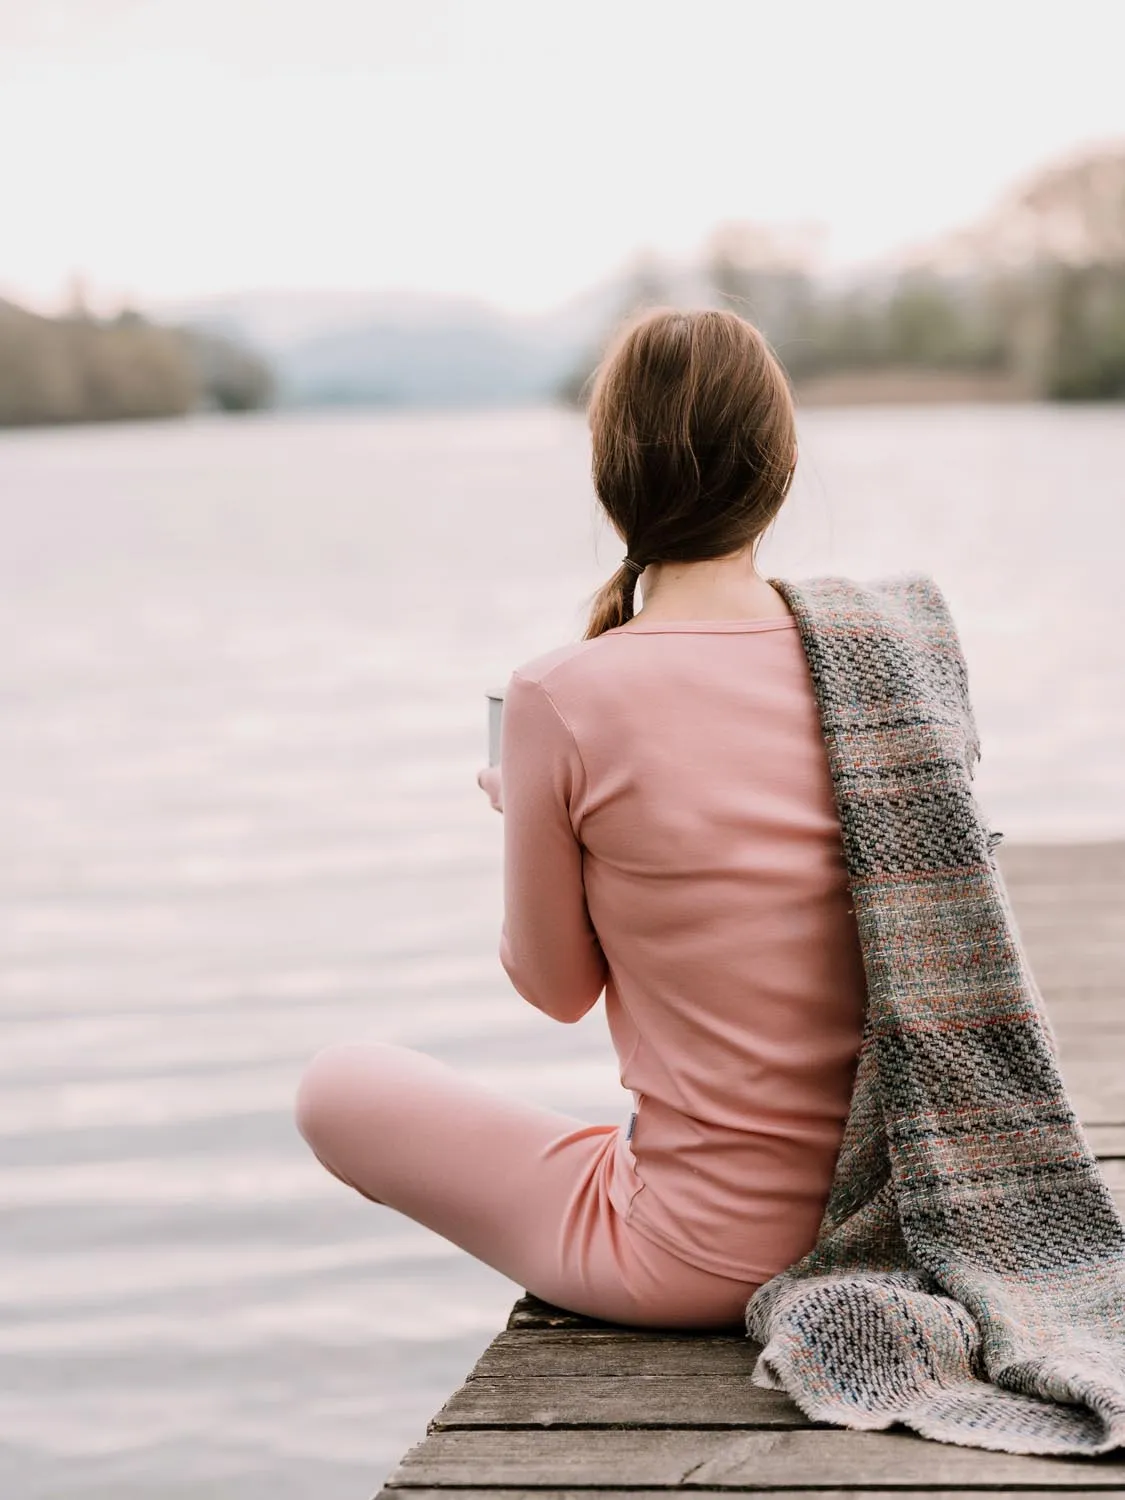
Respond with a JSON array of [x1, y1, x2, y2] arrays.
[[510, 670, 593, 821]]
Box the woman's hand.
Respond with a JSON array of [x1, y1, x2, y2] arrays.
[[476, 765, 503, 813]]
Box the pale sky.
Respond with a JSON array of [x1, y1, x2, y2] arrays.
[[2, 0, 1124, 316]]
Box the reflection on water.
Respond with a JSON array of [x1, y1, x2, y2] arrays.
[[1, 402, 1123, 1497]]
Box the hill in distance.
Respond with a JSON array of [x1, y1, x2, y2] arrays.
[[155, 278, 644, 410], [154, 261, 740, 410]]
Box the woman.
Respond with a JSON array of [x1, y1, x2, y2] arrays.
[[295, 307, 868, 1331]]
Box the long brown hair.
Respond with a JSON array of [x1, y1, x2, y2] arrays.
[[582, 306, 797, 639]]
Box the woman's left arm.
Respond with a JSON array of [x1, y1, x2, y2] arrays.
[[492, 669, 608, 1023]]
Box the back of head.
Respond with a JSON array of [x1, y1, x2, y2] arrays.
[[583, 306, 798, 639]]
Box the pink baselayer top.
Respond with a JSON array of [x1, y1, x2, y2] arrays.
[[497, 612, 869, 1285]]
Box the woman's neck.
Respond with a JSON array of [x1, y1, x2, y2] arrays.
[[630, 549, 793, 623]]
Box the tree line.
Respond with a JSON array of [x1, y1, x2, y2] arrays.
[[561, 144, 1125, 405], [0, 299, 274, 427]]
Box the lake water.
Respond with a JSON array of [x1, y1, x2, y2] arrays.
[[2, 401, 1124, 1499]]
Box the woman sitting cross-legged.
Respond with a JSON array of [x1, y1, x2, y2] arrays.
[[295, 306, 868, 1330]]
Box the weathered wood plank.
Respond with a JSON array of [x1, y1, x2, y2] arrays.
[[1078, 1100, 1125, 1131], [506, 1293, 606, 1331], [431, 1374, 812, 1431], [390, 1493, 1125, 1499], [995, 841, 1125, 882], [997, 839, 1125, 1136], [1046, 1004, 1125, 1027], [1088, 1126, 1125, 1158], [470, 1329, 759, 1379], [384, 1427, 1125, 1489]]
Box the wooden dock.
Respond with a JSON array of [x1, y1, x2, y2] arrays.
[[377, 840, 1125, 1497]]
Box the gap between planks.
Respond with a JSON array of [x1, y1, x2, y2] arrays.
[[383, 1426, 1125, 1491]]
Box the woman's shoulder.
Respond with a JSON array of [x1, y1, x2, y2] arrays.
[[509, 631, 624, 693]]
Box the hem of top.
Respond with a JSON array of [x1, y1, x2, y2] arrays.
[[621, 1200, 777, 1287], [603, 617, 799, 635]]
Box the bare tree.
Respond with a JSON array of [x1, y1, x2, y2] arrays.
[[971, 143, 1125, 271]]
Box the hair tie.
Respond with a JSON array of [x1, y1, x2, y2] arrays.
[[621, 556, 645, 576]]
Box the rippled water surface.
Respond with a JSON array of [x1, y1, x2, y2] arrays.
[[2, 402, 1124, 1498]]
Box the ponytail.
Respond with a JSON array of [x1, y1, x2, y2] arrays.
[[584, 559, 643, 639], [581, 306, 797, 644]]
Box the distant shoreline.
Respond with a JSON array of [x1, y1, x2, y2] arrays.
[[793, 368, 1034, 407], [4, 375, 1114, 434]]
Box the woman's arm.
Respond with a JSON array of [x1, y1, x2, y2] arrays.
[[493, 669, 608, 1023]]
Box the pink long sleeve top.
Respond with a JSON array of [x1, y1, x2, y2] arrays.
[[497, 613, 869, 1285]]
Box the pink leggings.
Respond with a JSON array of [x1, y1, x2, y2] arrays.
[[294, 1041, 761, 1329]]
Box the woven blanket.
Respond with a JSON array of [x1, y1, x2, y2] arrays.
[[745, 571, 1125, 1456]]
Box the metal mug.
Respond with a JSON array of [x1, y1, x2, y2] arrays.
[[487, 691, 505, 768]]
